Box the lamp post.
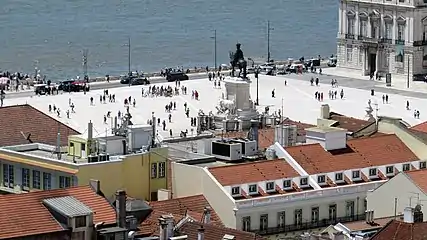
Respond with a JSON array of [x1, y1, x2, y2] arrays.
[[267, 20, 274, 63], [210, 30, 217, 70], [254, 66, 261, 106], [123, 37, 132, 86]]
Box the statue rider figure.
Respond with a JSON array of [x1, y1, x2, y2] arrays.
[[230, 43, 247, 79]]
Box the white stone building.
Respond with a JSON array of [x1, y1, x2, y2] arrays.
[[336, 0, 427, 79], [171, 129, 425, 237]]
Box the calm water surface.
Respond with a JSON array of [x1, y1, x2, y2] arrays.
[[0, 0, 338, 80]]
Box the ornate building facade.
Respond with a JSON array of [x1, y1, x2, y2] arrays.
[[337, 0, 427, 79]]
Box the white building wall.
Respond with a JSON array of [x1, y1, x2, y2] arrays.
[[367, 173, 427, 221], [171, 162, 237, 228]]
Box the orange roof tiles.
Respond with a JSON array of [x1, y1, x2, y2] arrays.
[[179, 221, 266, 240], [370, 220, 427, 240], [0, 185, 116, 239], [405, 169, 427, 193], [209, 159, 299, 186], [285, 134, 419, 174], [410, 121, 427, 134], [0, 104, 80, 147], [329, 112, 374, 133]]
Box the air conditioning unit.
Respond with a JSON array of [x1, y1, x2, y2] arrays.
[[211, 140, 242, 161], [229, 139, 257, 156]]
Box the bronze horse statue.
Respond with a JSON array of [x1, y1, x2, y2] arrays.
[[230, 43, 247, 79]]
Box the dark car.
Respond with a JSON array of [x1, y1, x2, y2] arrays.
[[58, 80, 74, 91], [120, 75, 137, 84], [166, 72, 189, 82], [131, 78, 150, 85]]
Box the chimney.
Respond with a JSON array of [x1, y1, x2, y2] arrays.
[[203, 206, 211, 224], [115, 190, 126, 228], [162, 214, 174, 239], [159, 218, 167, 240], [320, 104, 330, 119], [197, 226, 205, 240], [89, 179, 101, 194], [56, 132, 61, 160], [404, 207, 415, 223]]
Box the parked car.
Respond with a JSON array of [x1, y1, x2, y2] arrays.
[[120, 75, 137, 84], [166, 72, 189, 82], [327, 57, 337, 67], [58, 80, 74, 91], [131, 77, 150, 85]]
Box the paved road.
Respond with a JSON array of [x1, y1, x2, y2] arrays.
[[280, 72, 427, 99], [3, 72, 210, 100]]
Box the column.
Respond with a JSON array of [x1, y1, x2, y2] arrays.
[[393, 14, 397, 41], [367, 18, 372, 38], [376, 50, 380, 73], [356, 6, 360, 37], [339, 2, 343, 35], [363, 48, 367, 75], [380, 14, 385, 39]]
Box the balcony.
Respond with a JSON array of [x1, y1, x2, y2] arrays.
[[378, 38, 392, 44], [357, 35, 378, 44], [395, 39, 405, 45], [345, 34, 355, 40], [254, 214, 366, 235], [414, 40, 427, 47]]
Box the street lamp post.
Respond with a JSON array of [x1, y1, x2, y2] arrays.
[[255, 67, 261, 106], [211, 30, 217, 70], [128, 37, 131, 77], [267, 20, 274, 62]]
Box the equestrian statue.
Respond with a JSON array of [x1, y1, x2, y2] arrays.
[[229, 43, 247, 79]]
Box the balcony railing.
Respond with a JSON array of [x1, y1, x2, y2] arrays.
[[414, 40, 427, 46], [345, 34, 355, 40], [379, 38, 392, 44], [395, 39, 405, 45], [253, 214, 366, 236]]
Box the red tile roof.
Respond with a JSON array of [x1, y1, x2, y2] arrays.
[[406, 169, 427, 193], [329, 112, 374, 133], [0, 185, 116, 239], [370, 220, 427, 240], [209, 159, 299, 186], [341, 216, 396, 232], [0, 104, 80, 146], [285, 134, 419, 174], [179, 221, 266, 240], [410, 121, 427, 133], [140, 195, 222, 236]]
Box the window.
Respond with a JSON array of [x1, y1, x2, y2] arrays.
[[359, 49, 364, 66], [398, 24, 405, 41], [151, 163, 157, 178], [386, 166, 394, 174], [75, 216, 87, 228], [352, 170, 360, 179], [369, 168, 377, 176], [311, 207, 319, 223], [300, 177, 308, 185], [329, 204, 337, 221], [70, 142, 74, 148], [266, 182, 274, 191], [242, 216, 251, 231], [81, 143, 85, 151], [294, 209, 303, 226], [231, 186, 240, 195], [420, 161, 427, 169], [346, 45, 353, 62], [59, 176, 71, 188], [371, 20, 379, 38], [317, 175, 325, 183], [22, 168, 30, 188], [277, 211, 285, 228], [43, 172, 51, 190], [347, 17, 355, 35], [335, 173, 343, 181], [346, 201, 355, 218], [248, 184, 257, 193], [283, 179, 291, 188], [403, 163, 411, 171], [3, 164, 14, 188], [359, 20, 368, 37], [385, 22, 393, 39], [158, 162, 166, 178], [259, 214, 268, 231], [32, 170, 41, 189]]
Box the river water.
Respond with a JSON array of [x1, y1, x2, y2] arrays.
[[0, 0, 338, 80]]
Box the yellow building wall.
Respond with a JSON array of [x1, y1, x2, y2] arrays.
[[68, 135, 87, 158]]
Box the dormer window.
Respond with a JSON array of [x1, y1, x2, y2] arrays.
[[266, 182, 274, 191], [75, 216, 87, 228], [403, 164, 411, 171], [283, 180, 291, 188], [335, 173, 343, 181], [352, 170, 360, 179], [248, 184, 257, 193], [231, 186, 240, 195], [386, 166, 394, 174], [300, 178, 308, 185], [369, 168, 377, 176], [317, 175, 325, 183]]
